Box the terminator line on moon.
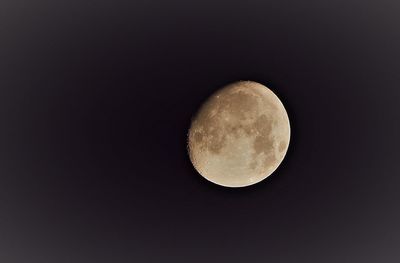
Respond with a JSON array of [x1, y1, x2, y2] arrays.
[[187, 81, 290, 187]]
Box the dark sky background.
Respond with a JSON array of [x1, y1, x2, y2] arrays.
[[1, 0, 400, 262]]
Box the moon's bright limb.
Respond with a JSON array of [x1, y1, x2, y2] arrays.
[[187, 81, 290, 187]]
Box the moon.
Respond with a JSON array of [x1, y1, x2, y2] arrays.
[[187, 81, 290, 187]]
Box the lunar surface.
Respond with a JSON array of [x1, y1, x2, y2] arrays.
[[188, 81, 290, 187]]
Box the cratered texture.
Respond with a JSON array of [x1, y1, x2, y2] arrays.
[[188, 81, 290, 187]]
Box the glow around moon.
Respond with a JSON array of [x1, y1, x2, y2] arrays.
[[187, 81, 290, 187]]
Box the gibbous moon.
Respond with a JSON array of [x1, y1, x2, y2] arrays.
[[188, 81, 290, 187]]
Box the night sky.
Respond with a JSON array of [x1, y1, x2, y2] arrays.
[[1, 0, 400, 262]]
